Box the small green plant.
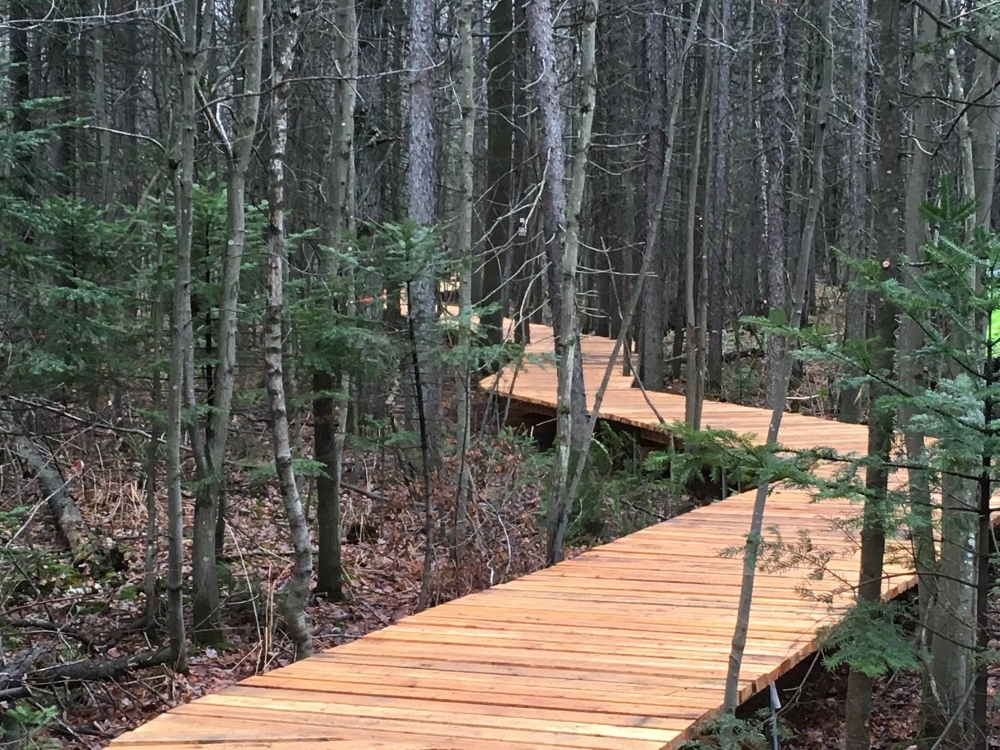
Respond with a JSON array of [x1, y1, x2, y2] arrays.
[[0, 702, 59, 749]]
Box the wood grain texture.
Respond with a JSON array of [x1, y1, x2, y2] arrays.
[[112, 321, 918, 749]]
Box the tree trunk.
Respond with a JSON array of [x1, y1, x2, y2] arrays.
[[191, 0, 264, 648], [454, 0, 475, 569], [922, 45, 979, 748], [967, 42, 999, 750], [685, 14, 712, 429], [406, 0, 442, 472], [480, 0, 513, 351], [843, 2, 902, 741], [761, 0, 789, 409], [902, 0, 938, 656], [705, 0, 731, 396], [540, 0, 598, 565], [315, 0, 357, 601], [3, 416, 91, 562], [723, 0, 832, 712], [264, 0, 312, 660], [145, 238, 167, 633], [525, 0, 588, 458], [163, 0, 206, 670], [640, 0, 666, 392], [836, 0, 870, 424]]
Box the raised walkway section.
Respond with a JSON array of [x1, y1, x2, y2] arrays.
[[111, 323, 913, 750]]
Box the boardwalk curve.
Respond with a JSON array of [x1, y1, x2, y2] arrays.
[[112, 322, 913, 750]]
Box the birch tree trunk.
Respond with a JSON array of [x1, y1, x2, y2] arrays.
[[263, 0, 312, 659], [525, 0, 588, 461], [532, 0, 598, 565], [191, 0, 264, 647]]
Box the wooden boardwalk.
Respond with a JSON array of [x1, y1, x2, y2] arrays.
[[112, 323, 914, 750]]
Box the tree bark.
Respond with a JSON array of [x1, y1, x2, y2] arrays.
[[454, 0, 475, 569], [967, 40, 999, 750], [761, 0, 790, 410], [526, 0, 588, 457], [264, 0, 312, 659], [902, 0, 938, 655], [3, 414, 91, 562], [314, 0, 357, 601], [685, 11, 712, 430], [406, 0, 442, 472], [836, 0, 870, 424], [191, 0, 264, 647], [922, 45, 979, 747], [480, 0, 513, 351], [163, 0, 208, 670], [706, 0, 731, 396], [541, 0, 598, 565], [640, 0, 666, 392]]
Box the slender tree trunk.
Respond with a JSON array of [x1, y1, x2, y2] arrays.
[[843, 3, 902, 741], [480, 0, 513, 350], [640, 0, 666, 392], [92, 21, 111, 205], [974, 358, 995, 750], [263, 0, 312, 659], [761, 1, 790, 409], [9, 1, 31, 138], [191, 0, 264, 647], [406, 0, 442, 472], [563, 0, 705, 522], [145, 237, 167, 634], [902, 1, 937, 652], [164, 0, 203, 673], [837, 0, 870, 424], [541, 0, 598, 565], [706, 0, 731, 396], [923, 47, 979, 748], [453, 0, 475, 569], [314, 0, 357, 601], [685, 16, 712, 429], [968, 42, 999, 750], [723, 0, 832, 711], [526, 0, 588, 457]]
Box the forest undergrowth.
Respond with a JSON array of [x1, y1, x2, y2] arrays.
[[4, 316, 991, 748], [0, 389, 704, 748]]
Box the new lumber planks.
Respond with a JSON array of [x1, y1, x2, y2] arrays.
[[110, 320, 894, 749]]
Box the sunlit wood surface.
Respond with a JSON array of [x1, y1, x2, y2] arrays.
[[113, 321, 917, 750]]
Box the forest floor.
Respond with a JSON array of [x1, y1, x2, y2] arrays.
[[3, 384, 998, 748]]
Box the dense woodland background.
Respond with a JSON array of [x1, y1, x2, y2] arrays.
[[4, 0, 1000, 745]]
